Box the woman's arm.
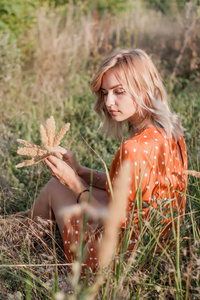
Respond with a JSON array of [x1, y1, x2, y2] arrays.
[[77, 165, 107, 190], [44, 155, 108, 208], [53, 147, 107, 190]]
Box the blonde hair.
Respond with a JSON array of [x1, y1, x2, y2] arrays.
[[91, 49, 184, 140]]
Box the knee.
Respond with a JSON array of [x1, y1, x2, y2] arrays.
[[29, 178, 60, 220], [41, 178, 62, 198], [41, 177, 74, 199], [35, 178, 56, 204]]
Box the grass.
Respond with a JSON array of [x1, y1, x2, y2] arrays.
[[0, 2, 200, 299]]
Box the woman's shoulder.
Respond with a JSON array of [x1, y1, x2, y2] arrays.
[[119, 127, 157, 160], [124, 127, 167, 148]]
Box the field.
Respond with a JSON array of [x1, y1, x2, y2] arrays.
[[0, 1, 200, 299]]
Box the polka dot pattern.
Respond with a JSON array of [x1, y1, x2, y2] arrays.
[[62, 214, 102, 275], [106, 126, 187, 246]]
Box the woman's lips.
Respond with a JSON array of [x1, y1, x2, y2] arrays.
[[109, 110, 118, 116]]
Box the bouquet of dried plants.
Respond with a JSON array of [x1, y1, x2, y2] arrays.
[[16, 116, 70, 168]]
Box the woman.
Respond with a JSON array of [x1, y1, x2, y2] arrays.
[[29, 49, 187, 272]]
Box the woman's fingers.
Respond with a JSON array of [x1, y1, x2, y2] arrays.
[[45, 155, 80, 190], [45, 158, 65, 183], [46, 155, 59, 165], [45, 156, 73, 184], [44, 157, 58, 174]]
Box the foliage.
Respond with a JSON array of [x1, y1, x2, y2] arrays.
[[144, 0, 190, 14], [0, 32, 21, 86], [0, 0, 132, 37], [0, 0, 38, 35], [46, 0, 132, 14]]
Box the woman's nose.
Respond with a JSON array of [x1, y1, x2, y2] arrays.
[[105, 92, 115, 107]]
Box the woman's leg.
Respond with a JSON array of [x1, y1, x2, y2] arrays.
[[28, 177, 109, 235]]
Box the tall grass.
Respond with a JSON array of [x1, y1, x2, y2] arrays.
[[0, 2, 200, 299]]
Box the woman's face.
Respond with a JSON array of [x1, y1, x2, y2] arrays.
[[101, 69, 136, 123]]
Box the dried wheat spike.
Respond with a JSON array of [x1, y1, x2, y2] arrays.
[[16, 153, 50, 168], [16, 152, 62, 168], [16, 116, 70, 168], [17, 139, 40, 149], [51, 152, 62, 160], [17, 147, 48, 157], [53, 123, 70, 147], [184, 170, 200, 178], [40, 125, 48, 148], [45, 116, 55, 149]]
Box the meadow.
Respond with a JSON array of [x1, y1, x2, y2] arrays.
[[0, 1, 200, 299]]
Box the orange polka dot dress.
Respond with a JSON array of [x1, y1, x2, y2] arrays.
[[106, 127, 188, 248], [63, 126, 187, 272], [62, 214, 101, 274]]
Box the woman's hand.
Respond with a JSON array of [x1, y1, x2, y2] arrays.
[[52, 146, 81, 174], [44, 155, 82, 195]]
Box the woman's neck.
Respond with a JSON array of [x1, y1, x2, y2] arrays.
[[128, 116, 154, 136]]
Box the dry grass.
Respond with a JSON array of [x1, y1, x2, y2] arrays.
[[0, 215, 71, 298], [98, 162, 132, 268], [0, 216, 54, 254], [184, 170, 200, 178]]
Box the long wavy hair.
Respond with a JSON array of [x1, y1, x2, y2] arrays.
[[91, 49, 184, 140]]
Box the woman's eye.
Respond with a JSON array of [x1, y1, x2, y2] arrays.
[[101, 90, 107, 96], [115, 90, 125, 94]]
